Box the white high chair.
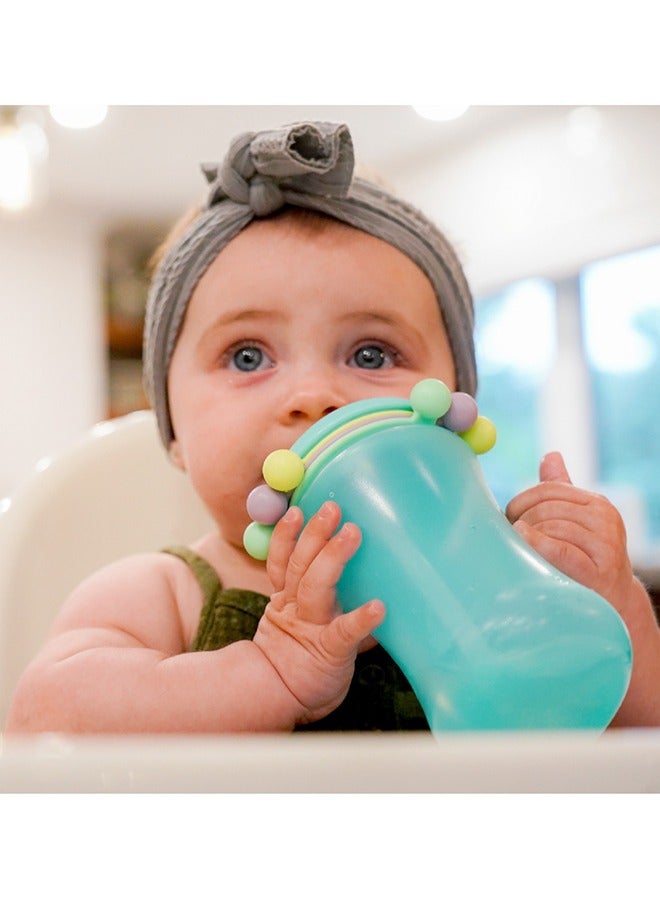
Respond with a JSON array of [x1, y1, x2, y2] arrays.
[[0, 411, 213, 723], [1, 414, 660, 793]]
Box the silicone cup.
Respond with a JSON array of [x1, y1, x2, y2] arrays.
[[245, 379, 632, 732]]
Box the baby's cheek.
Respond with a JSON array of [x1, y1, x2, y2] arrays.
[[189, 460, 251, 534]]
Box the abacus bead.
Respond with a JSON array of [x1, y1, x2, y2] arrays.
[[246, 485, 289, 525], [410, 378, 452, 421], [243, 522, 274, 561], [460, 416, 497, 454], [442, 392, 478, 432], [262, 449, 305, 492]]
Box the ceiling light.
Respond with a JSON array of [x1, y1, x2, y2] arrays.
[[49, 105, 108, 129], [19, 122, 49, 164]]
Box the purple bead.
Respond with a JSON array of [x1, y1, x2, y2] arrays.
[[246, 485, 289, 525], [441, 392, 478, 432]]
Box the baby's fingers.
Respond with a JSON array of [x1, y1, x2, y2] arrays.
[[506, 483, 588, 523], [514, 518, 596, 585], [539, 451, 573, 484], [295, 521, 363, 624], [321, 599, 386, 659], [268, 501, 343, 597], [266, 506, 304, 592]]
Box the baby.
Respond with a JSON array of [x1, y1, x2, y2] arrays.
[[5, 121, 660, 733]]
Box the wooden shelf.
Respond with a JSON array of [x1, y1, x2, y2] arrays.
[[106, 316, 144, 354], [103, 219, 166, 417]]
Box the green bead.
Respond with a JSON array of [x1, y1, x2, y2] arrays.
[[410, 378, 452, 422], [243, 521, 274, 561], [460, 416, 497, 454], [262, 449, 305, 492]]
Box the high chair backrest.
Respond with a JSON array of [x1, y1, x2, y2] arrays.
[[0, 411, 214, 723]]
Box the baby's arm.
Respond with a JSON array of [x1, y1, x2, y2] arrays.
[[5, 553, 303, 733], [506, 451, 660, 726], [5, 503, 381, 734]]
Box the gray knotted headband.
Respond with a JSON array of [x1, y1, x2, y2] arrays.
[[144, 121, 476, 447]]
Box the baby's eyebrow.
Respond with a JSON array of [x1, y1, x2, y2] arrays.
[[201, 308, 286, 338], [339, 310, 429, 350], [339, 311, 401, 326], [339, 311, 428, 341]]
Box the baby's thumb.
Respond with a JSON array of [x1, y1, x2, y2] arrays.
[[539, 450, 573, 484]]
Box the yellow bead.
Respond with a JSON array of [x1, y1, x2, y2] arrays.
[[460, 416, 497, 454], [262, 449, 305, 492]]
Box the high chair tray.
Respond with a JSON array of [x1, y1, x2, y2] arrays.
[[0, 730, 658, 793]]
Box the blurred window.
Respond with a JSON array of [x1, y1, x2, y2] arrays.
[[474, 245, 660, 564], [474, 278, 556, 510], [581, 245, 660, 547]]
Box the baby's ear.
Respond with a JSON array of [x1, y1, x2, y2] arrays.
[[169, 441, 186, 471]]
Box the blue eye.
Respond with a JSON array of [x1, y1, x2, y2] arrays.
[[231, 346, 268, 372], [351, 345, 391, 369]]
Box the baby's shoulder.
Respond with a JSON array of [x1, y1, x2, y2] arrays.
[[53, 551, 206, 654]]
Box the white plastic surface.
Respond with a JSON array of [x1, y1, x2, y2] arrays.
[[0, 411, 213, 722], [0, 730, 659, 793]]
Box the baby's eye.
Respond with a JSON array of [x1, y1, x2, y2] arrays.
[[228, 345, 273, 372], [349, 344, 396, 369]]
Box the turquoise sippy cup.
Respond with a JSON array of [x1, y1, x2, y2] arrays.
[[243, 379, 632, 733]]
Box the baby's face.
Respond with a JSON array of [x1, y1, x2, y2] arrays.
[[167, 212, 456, 549]]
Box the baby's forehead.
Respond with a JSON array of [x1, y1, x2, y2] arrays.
[[242, 206, 367, 243], [184, 230, 447, 349]]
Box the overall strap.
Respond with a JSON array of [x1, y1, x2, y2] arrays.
[[163, 546, 269, 651], [163, 545, 223, 601]]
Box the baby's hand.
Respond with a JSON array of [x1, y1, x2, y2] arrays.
[[505, 451, 634, 618], [507, 451, 660, 726], [252, 501, 385, 725]]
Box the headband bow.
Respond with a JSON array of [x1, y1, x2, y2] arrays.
[[201, 122, 354, 216], [144, 120, 477, 449]]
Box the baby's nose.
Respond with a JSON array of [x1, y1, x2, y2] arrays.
[[282, 375, 344, 423]]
